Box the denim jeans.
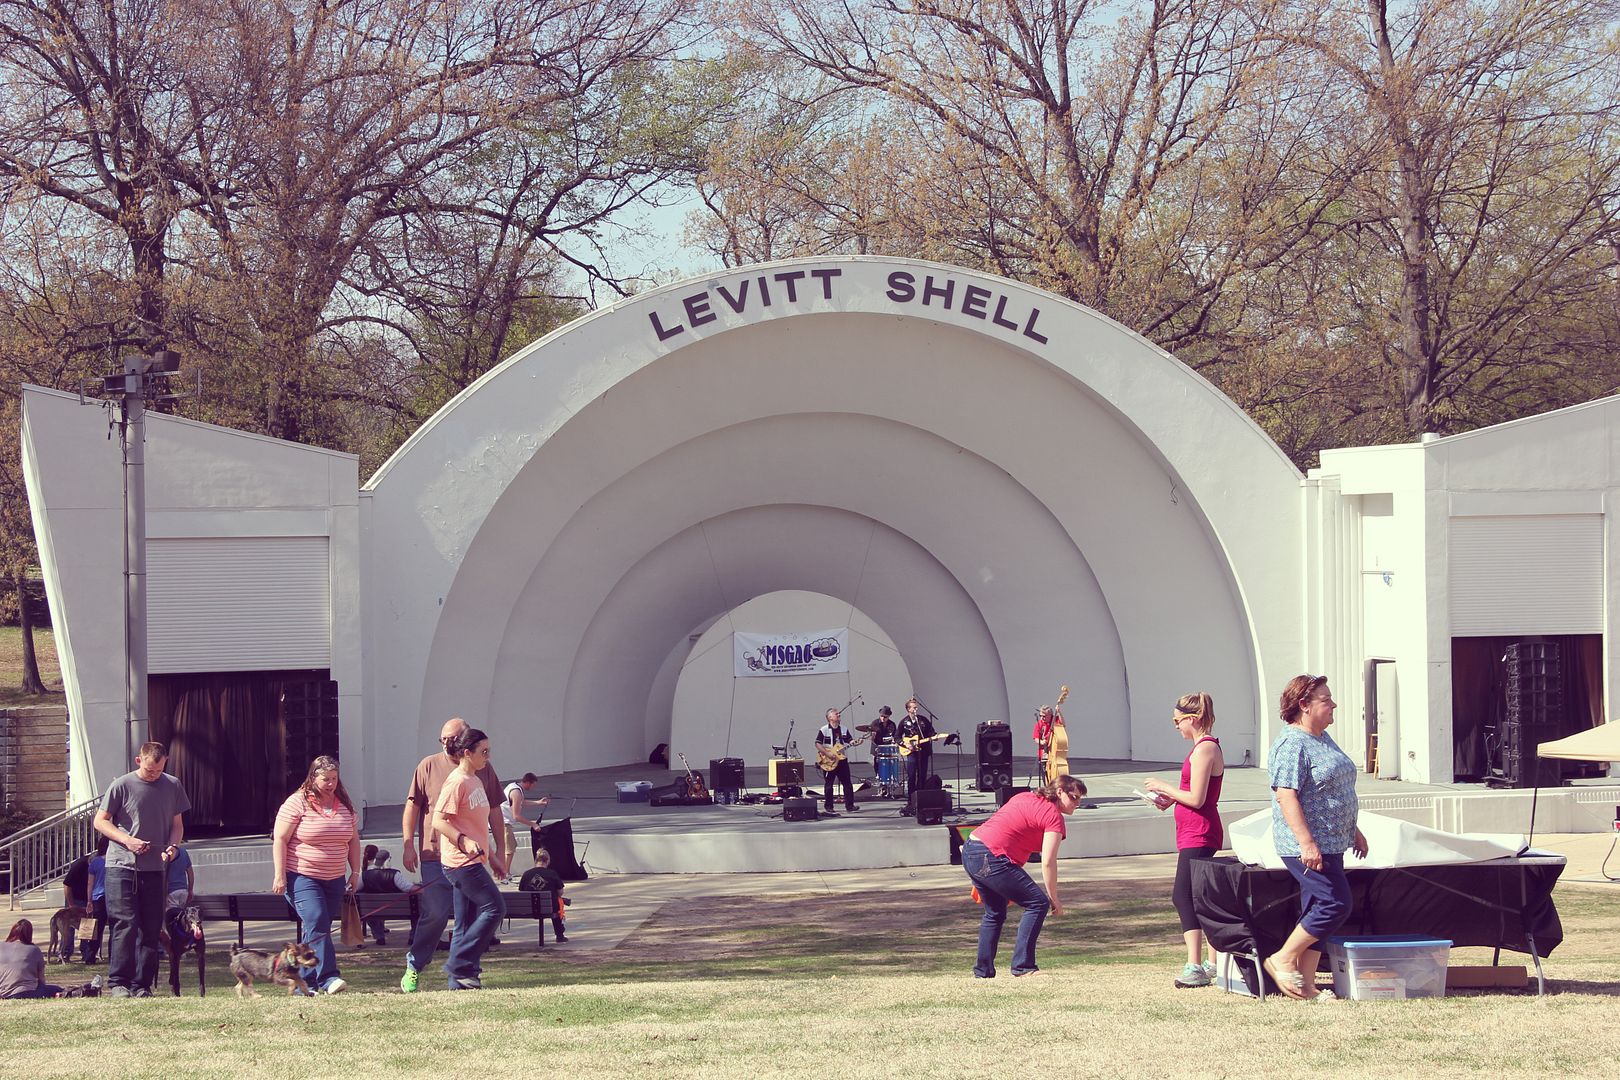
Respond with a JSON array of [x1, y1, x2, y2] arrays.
[[444, 863, 506, 988], [104, 865, 165, 991], [405, 859, 454, 975], [1282, 853, 1352, 940], [961, 839, 1050, 977], [285, 871, 346, 991]]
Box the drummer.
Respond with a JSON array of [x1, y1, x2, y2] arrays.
[[866, 706, 898, 767]]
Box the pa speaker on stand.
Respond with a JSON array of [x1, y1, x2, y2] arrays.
[[975, 721, 1013, 792]]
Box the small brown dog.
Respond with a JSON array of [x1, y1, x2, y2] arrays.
[[47, 906, 85, 963], [228, 942, 319, 997]]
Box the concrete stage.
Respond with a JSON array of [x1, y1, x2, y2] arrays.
[[180, 754, 1620, 891]]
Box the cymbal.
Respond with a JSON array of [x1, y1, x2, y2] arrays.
[[855, 723, 877, 732]]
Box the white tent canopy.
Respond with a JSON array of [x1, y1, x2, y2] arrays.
[[1538, 723, 1620, 762]]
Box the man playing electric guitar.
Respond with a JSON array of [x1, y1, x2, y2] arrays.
[[816, 709, 860, 814], [897, 697, 940, 815]]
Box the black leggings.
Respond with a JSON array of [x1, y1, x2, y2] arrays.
[[1172, 846, 1219, 933]]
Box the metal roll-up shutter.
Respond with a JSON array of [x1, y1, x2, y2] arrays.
[[148, 536, 331, 672], [1448, 515, 1603, 635]]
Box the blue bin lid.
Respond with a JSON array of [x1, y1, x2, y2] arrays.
[[1327, 934, 1452, 949]]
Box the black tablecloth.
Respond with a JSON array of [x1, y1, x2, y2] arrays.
[[1191, 855, 1565, 960]]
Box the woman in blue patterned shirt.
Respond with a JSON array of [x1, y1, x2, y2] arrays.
[[1263, 674, 1368, 999]]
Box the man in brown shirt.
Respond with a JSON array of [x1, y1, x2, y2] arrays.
[[398, 716, 506, 992]]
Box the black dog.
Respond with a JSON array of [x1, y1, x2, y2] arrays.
[[160, 905, 206, 997]]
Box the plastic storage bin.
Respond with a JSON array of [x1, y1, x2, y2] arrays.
[[1325, 935, 1451, 1000]]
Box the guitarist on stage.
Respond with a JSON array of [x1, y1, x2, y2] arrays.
[[897, 697, 937, 816], [816, 708, 860, 814]]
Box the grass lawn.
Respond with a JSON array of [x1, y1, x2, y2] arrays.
[[4, 878, 1618, 1078], [0, 625, 64, 707]]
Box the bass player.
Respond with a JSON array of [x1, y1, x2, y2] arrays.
[[815, 708, 860, 814]]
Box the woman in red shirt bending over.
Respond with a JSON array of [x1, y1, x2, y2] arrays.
[[1143, 691, 1225, 988], [960, 774, 1087, 978]]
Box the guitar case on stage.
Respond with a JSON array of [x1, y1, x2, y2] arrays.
[[650, 773, 713, 807]]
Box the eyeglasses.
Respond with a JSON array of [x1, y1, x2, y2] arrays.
[[1171, 713, 1196, 727]]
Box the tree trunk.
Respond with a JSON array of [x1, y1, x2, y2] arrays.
[[17, 572, 46, 695]]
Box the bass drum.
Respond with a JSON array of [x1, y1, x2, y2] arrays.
[[873, 745, 902, 788]]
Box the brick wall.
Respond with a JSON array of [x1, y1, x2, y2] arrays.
[[0, 705, 70, 819]]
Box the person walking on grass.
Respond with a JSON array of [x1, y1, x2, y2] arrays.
[[93, 741, 190, 998], [959, 774, 1087, 978], [1143, 691, 1225, 988], [1263, 675, 1369, 1000], [432, 727, 508, 990], [399, 716, 507, 993], [271, 755, 362, 995]]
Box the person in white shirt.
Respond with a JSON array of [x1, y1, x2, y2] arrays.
[[500, 773, 549, 881]]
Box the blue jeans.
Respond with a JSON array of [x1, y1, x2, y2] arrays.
[[1282, 853, 1352, 940], [406, 859, 454, 974], [444, 863, 506, 988], [285, 871, 345, 991], [104, 865, 165, 991], [961, 839, 1050, 977]]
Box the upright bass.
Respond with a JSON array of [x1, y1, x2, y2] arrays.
[[1042, 685, 1070, 786]]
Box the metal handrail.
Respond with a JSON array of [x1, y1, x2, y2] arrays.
[[0, 796, 101, 909]]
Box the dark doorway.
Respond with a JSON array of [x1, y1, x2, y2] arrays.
[[1450, 635, 1603, 782], [149, 670, 339, 835]]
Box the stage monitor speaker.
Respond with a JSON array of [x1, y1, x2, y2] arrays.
[[916, 788, 951, 825], [768, 758, 804, 787], [783, 797, 819, 822], [710, 757, 746, 791], [996, 784, 1029, 807]]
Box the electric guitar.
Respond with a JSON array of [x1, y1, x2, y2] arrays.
[[1044, 685, 1071, 785], [816, 733, 870, 773], [676, 753, 710, 801], [898, 732, 949, 756]]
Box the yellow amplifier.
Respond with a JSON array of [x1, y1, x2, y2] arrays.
[[767, 758, 804, 786]]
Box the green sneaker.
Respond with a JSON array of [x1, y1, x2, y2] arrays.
[[1174, 962, 1212, 988], [400, 968, 419, 993]]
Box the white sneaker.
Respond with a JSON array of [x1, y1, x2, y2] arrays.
[[324, 978, 348, 994]]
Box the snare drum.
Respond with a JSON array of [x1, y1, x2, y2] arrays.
[[874, 745, 901, 784]]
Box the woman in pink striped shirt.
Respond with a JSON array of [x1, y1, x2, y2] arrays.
[[272, 755, 361, 994]]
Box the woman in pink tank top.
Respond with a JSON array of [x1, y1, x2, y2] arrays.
[[1143, 691, 1224, 988]]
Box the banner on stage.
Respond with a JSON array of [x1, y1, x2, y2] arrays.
[[735, 628, 849, 677]]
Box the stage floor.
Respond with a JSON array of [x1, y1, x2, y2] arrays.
[[179, 755, 1619, 885]]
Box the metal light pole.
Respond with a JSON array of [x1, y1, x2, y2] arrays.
[[114, 349, 179, 761]]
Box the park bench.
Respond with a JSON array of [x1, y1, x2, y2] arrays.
[[191, 889, 558, 947]]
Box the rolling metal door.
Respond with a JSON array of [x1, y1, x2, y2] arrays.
[[147, 536, 331, 672], [1448, 515, 1602, 635]]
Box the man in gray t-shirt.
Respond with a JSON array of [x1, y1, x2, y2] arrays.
[[94, 741, 191, 997]]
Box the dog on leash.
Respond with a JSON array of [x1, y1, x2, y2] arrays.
[[47, 906, 85, 964], [228, 942, 319, 997], [160, 905, 206, 996]]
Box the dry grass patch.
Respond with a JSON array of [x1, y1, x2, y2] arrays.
[[3, 878, 1617, 1079]]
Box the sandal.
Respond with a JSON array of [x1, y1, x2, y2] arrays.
[[1263, 955, 1309, 999]]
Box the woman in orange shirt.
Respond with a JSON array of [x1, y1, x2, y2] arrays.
[[272, 755, 361, 994], [431, 728, 509, 990]]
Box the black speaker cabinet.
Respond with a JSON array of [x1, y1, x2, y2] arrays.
[[783, 796, 819, 822], [710, 757, 746, 791], [996, 784, 1029, 807], [976, 765, 1014, 792], [915, 788, 951, 825], [976, 722, 1014, 791]]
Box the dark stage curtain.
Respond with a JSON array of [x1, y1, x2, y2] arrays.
[[149, 671, 318, 834], [1451, 635, 1604, 781]]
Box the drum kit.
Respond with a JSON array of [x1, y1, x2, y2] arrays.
[[856, 723, 906, 798]]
